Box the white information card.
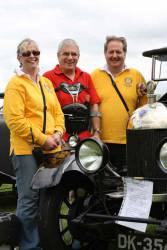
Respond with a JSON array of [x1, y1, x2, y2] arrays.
[[116, 177, 153, 232]]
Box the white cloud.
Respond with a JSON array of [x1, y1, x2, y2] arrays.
[[0, 0, 167, 96]]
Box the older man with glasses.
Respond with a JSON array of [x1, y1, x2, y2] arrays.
[[44, 38, 101, 142]]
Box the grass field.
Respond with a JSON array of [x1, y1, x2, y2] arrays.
[[0, 184, 17, 212]]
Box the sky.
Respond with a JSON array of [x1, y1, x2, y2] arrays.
[[0, 0, 167, 95]]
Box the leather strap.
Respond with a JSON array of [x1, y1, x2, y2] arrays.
[[39, 81, 47, 133], [108, 74, 130, 117], [30, 81, 47, 145]]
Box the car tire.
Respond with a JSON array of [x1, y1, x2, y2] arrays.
[[38, 171, 107, 250]]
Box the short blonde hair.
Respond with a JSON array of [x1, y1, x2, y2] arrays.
[[17, 38, 38, 56]]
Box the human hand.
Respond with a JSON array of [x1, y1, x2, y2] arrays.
[[52, 131, 62, 146], [42, 135, 60, 151], [137, 83, 147, 97], [92, 129, 101, 139], [92, 132, 101, 140]]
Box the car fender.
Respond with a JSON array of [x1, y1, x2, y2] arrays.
[[31, 154, 91, 190]]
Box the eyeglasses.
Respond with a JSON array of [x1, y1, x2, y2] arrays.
[[60, 52, 79, 57], [21, 50, 40, 57]]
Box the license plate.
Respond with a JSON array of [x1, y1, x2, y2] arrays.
[[117, 232, 167, 250]]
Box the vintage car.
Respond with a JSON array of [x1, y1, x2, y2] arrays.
[[0, 92, 16, 187], [0, 47, 167, 250]]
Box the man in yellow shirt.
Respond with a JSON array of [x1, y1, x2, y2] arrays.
[[91, 36, 147, 172]]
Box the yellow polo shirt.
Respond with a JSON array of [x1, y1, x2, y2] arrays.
[[3, 74, 65, 155], [91, 68, 147, 144]]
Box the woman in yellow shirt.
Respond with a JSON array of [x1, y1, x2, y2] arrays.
[[3, 38, 65, 250]]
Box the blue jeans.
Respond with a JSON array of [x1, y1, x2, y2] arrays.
[[12, 155, 41, 250]]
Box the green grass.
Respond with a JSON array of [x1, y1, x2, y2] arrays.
[[0, 183, 14, 192], [0, 184, 17, 212]]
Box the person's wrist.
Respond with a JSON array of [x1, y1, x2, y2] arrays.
[[93, 128, 101, 134], [55, 131, 63, 137]]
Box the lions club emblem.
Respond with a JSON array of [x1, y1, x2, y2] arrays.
[[124, 77, 132, 87]]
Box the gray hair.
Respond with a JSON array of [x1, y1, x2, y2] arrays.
[[57, 38, 80, 54], [17, 38, 38, 56], [104, 36, 127, 53]]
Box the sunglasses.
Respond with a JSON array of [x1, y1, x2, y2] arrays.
[[21, 50, 40, 57]]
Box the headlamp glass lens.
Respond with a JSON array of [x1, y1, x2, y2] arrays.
[[160, 142, 167, 170], [68, 135, 78, 148], [78, 140, 103, 173]]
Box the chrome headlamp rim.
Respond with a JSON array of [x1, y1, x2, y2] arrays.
[[75, 137, 109, 174], [156, 137, 167, 174]]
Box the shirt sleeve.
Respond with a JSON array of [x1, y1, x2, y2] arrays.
[[3, 87, 47, 146], [52, 86, 66, 135], [87, 74, 101, 104]]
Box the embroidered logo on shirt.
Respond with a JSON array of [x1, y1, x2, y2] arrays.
[[124, 77, 132, 87]]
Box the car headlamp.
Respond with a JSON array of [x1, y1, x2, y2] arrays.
[[156, 137, 167, 173], [75, 138, 109, 174], [68, 135, 79, 148]]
